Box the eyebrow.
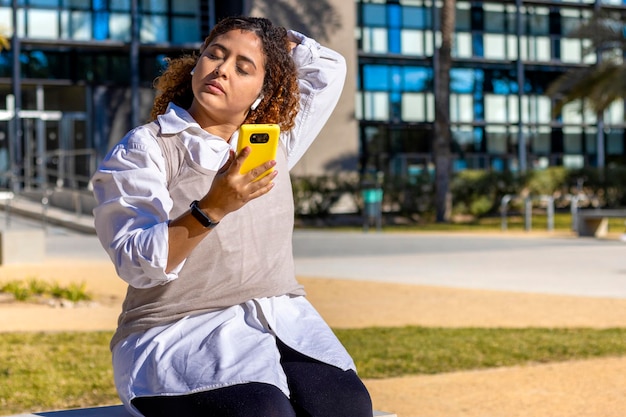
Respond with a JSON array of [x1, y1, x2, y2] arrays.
[[210, 43, 258, 70]]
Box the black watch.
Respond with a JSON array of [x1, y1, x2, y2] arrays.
[[189, 200, 219, 229]]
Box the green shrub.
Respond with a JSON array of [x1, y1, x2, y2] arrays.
[[49, 282, 91, 302], [1, 280, 31, 301], [525, 167, 569, 196], [291, 173, 360, 217], [0, 279, 91, 303], [450, 170, 519, 218], [291, 165, 626, 222]]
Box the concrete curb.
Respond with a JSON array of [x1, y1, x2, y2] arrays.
[[0, 196, 96, 235]]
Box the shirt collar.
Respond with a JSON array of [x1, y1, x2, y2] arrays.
[[157, 103, 206, 136], [157, 103, 239, 145]]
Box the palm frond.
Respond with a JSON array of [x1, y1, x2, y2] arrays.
[[547, 61, 626, 116], [547, 8, 626, 117], [585, 65, 626, 113], [0, 37, 9, 52], [570, 10, 626, 55]]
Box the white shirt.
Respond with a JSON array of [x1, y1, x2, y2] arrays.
[[93, 30, 346, 289], [92, 32, 354, 416]]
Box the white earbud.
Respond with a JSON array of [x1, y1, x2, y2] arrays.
[[190, 67, 196, 76], [251, 95, 263, 111]]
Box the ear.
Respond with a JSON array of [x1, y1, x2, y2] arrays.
[[250, 95, 263, 111]]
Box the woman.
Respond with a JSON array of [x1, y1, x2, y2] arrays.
[[92, 16, 372, 417]]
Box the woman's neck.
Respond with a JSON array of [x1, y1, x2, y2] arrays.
[[187, 105, 242, 142]]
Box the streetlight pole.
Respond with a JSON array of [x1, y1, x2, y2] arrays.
[[10, 0, 22, 192], [516, 0, 526, 173], [130, 0, 140, 128], [594, 0, 605, 169]]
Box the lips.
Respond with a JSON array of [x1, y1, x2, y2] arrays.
[[206, 80, 225, 94]]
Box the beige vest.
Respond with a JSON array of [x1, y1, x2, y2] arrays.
[[111, 122, 304, 348]]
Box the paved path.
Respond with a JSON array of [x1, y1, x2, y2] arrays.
[[4, 210, 626, 417], [3, 203, 626, 299], [293, 230, 626, 298]]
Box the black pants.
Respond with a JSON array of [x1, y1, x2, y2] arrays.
[[131, 338, 372, 417]]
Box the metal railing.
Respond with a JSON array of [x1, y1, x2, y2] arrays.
[[500, 194, 555, 232], [44, 148, 97, 190], [0, 189, 14, 229], [501, 193, 592, 232], [0, 146, 98, 230]]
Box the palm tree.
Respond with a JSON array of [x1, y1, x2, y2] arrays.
[[433, 0, 455, 222], [546, 10, 626, 129], [0, 26, 10, 51]]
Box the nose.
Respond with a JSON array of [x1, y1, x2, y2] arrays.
[[213, 59, 234, 78]]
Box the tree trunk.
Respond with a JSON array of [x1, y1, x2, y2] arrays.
[[433, 0, 455, 223]]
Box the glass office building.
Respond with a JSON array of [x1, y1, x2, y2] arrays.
[[355, 0, 626, 179], [1, 0, 625, 193], [0, 0, 243, 190]]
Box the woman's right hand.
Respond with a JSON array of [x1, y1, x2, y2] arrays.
[[166, 147, 277, 272], [196, 146, 277, 222]]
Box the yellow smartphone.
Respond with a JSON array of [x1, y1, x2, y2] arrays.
[[237, 123, 280, 180]]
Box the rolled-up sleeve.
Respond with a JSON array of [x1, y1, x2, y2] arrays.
[[91, 128, 183, 288], [285, 30, 347, 169]]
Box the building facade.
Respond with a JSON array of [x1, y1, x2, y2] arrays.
[[0, 0, 250, 191], [0, 0, 624, 193], [356, 0, 626, 181]]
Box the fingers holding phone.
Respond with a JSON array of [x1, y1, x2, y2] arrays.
[[237, 124, 280, 181], [199, 124, 280, 218], [201, 153, 276, 220], [236, 146, 277, 183]]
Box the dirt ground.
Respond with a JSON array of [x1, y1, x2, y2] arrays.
[[2, 260, 626, 417]]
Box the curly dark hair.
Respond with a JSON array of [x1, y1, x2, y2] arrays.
[[150, 16, 299, 131]]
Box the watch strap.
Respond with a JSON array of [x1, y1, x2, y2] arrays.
[[189, 200, 219, 229]]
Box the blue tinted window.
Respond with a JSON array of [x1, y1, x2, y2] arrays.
[[93, 12, 109, 40], [388, 4, 401, 29], [173, 0, 198, 14], [62, 0, 90, 8], [93, 0, 106, 11], [491, 76, 517, 94], [29, 0, 58, 6], [172, 16, 199, 43], [363, 65, 390, 90], [473, 70, 485, 120], [403, 67, 431, 92], [388, 4, 401, 53], [456, 7, 471, 31], [484, 10, 505, 33], [472, 34, 483, 57], [141, 0, 167, 13], [27, 51, 49, 76], [389, 28, 401, 53], [110, 0, 130, 11], [141, 15, 168, 42], [363, 4, 386, 26], [0, 52, 10, 77], [527, 12, 549, 35], [403, 6, 428, 29], [364, 65, 435, 93], [391, 66, 402, 91], [450, 68, 476, 94]]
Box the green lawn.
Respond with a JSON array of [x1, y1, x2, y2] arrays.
[[3, 212, 626, 414], [336, 326, 626, 378], [2, 327, 626, 415], [383, 212, 626, 233]]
